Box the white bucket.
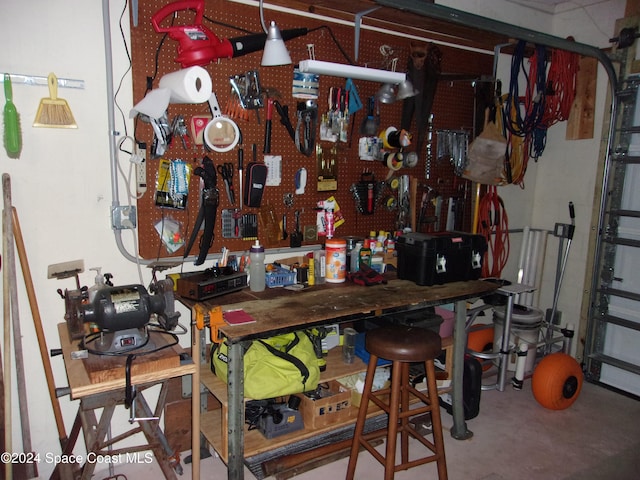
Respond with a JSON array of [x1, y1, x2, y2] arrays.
[[493, 304, 543, 373]]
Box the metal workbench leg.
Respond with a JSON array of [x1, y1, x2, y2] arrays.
[[451, 299, 473, 440], [191, 320, 202, 480], [227, 341, 245, 479]]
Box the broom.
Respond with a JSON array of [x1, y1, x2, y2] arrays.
[[33, 72, 77, 128], [3, 74, 21, 157]]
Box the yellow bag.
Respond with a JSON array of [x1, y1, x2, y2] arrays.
[[211, 331, 320, 400]]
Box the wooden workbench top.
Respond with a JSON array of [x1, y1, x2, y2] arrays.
[[179, 278, 498, 342]]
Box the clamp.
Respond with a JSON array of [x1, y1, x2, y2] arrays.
[[192, 303, 225, 344]]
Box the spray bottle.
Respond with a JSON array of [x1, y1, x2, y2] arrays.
[[88, 267, 105, 303]]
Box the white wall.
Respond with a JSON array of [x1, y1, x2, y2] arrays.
[[0, 0, 626, 476]]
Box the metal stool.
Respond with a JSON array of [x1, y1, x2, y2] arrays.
[[346, 326, 447, 480]]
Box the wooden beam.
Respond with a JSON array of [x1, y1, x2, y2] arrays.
[[566, 56, 597, 140], [625, 0, 640, 17]]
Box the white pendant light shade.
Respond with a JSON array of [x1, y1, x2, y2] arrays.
[[377, 83, 397, 104], [262, 21, 292, 66], [396, 79, 418, 100]]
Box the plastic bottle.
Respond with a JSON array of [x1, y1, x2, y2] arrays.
[[249, 240, 266, 292], [385, 233, 395, 253], [86, 267, 106, 334], [351, 241, 363, 272], [88, 267, 105, 303], [359, 241, 372, 268], [314, 249, 326, 284], [377, 230, 387, 252], [369, 231, 377, 254]]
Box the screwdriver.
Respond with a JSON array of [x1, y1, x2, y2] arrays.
[[264, 98, 273, 153], [238, 142, 244, 209]]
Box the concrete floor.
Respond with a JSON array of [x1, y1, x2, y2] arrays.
[[93, 375, 640, 480]]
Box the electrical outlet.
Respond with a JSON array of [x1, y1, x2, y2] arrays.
[[136, 143, 147, 195], [112, 205, 137, 230]]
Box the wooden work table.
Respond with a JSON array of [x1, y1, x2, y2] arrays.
[[57, 324, 198, 480], [181, 277, 498, 480]]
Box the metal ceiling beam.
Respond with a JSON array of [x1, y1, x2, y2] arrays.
[[373, 0, 617, 90]]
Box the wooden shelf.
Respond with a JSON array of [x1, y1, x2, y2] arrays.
[[200, 348, 368, 463], [199, 340, 453, 464]]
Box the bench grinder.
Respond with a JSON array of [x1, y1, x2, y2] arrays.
[[66, 278, 180, 354]]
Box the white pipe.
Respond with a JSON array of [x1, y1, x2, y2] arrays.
[[516, 225, 530, 284], [103, 0, 146, 266], [533, 232, 549, 307], [522, 228, 536, 305], [525, 230, 540, 305], [231, 0, 493, 55]]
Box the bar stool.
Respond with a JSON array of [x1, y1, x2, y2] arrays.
[[346, 325, 447, 480]]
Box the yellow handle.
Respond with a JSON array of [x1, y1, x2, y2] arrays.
[[472, 183, 481, 234], [48, 73, 58, 100]]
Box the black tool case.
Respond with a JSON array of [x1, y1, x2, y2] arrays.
[[396, 232, 487, 286]]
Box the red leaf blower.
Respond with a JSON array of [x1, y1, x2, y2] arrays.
[[151, 0, 308, 68]]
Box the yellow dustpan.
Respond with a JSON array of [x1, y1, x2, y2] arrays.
[[33, 73, 77, 128]]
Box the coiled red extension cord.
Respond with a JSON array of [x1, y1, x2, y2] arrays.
[[477, 186, 510, 278], [530, 47, 578, 127]]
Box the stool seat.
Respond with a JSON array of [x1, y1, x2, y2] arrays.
[[366, 325, 442, 362]]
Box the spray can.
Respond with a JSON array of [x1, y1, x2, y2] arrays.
[[308, 255, 315, 286], [351, 241, 363, 272], [314, 249, 326, 284], [344, 236, 361, 273]]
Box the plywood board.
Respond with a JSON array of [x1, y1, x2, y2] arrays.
[[58, 323, 196, 399], [82, 331, 182, 383]]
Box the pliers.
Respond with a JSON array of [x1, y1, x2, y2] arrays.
[[184, 156, 219, 265], [217, 162, 235, 205]]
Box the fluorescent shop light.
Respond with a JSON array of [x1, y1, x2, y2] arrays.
[[298, 60, 406, 84]]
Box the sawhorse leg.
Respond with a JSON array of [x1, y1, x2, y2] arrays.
[[74, 383, 181, 480]]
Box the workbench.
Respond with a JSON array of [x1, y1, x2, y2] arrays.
[[57, 323, 198, 480], [181, 276, 497, 480]]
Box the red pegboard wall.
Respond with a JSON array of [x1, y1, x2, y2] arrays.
[[130, 0, 493, 260]]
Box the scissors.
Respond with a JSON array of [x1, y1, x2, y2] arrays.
[[217, 162, 235, 205]]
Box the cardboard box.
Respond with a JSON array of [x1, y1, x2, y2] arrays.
[[337, 368, 390, 409], [299, 380, 352, 429], [275, 255, 309, 268], [274, 255, 310, 284]]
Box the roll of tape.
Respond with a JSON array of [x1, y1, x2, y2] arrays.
[[384, 152, 403, 171]]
